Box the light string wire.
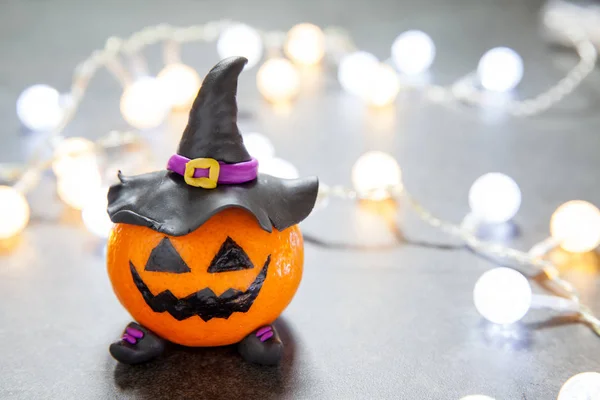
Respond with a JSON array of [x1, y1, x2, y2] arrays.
[[2, 21, 600, 336], [403, 190, 600, 336], [6, 20, 598, 193], [319, 182, 600, 337], [447, 27, 598, 116]]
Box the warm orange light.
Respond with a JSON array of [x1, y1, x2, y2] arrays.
[[157, 63, 202, 110], [284, 23, 325, 66], [257, 58, 300, 104], [550, 200, 600, 253], [0, 186, 30, 239]]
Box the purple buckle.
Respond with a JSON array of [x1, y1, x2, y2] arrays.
[[167, 154, 258, 189]]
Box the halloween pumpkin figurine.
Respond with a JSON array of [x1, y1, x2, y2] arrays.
[[105, 56, 318, 365]]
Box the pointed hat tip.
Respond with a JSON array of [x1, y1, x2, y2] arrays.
[[203, 56, 248, 85], [217, 56, 249, 68], [177, 56, 251, 162]]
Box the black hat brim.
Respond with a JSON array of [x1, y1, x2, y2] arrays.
[[107, 171, 319, 236]]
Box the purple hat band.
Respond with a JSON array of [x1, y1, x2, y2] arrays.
[[167, 154, 258, 189]]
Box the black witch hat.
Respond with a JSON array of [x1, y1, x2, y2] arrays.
[[107, 56, 319, 236]]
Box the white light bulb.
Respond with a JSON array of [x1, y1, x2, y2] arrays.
[[81, 187, 113, 238], [469, 173, 521, 224], [52, 137, 97, 179], [477, 47, 523, 92], [257, 58, 301, 104], [242, 133, 275, 162], [217, 24, 263, 69], [352, 151, 402, 200], [0, 186, 30, 239], [120, 77, 170, 130], [391, 30, 436, 75], [550, 200, 600, 253], [558, 372, 600, 400], [473, 267, 532, 325], [16, 84, 64, 131], [57, 167, 103, 210], [259, 158, 299, 179], [460, 396, 496, 400], [157, 63, 202, 109], [338, 51, 380, 96], [284, 23, 325, 66], [361, 64, 401, 107]]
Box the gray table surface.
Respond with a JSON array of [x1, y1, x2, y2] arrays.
[[1, 0, 600, 399]]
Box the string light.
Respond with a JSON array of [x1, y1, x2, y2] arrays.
[[52, 136, 103, 210], [361, 64, 401, 107], [5, 23, 600, 396], [468, 173, 521, 224], [0, 186, 30, 240], [550, 200, 600, 253], [217, 23, 263, 69], [57, 168, 102, 210], [558, 372, 600, 400], [473, 267, 532, 325], [338, 51, 379, 96], [352, 151, 402, 200], [157, 63, 202, 109], [120, 77, 169, 129], [242, 133, 275, 162], [477, 47, 524, 92], [259, 157, 299, 179], [51, 137, 97, 179], [257, 58, 300, 103], [16, 84, 63, 131], [391, 30, 436, 75], [81, 187, 113, 238], [284, 23, 325, 66]]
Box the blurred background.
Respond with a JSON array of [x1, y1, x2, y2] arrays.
[[1, 0, 600, 399]]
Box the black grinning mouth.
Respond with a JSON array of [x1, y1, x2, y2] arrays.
[[129, 255, 270, 322]]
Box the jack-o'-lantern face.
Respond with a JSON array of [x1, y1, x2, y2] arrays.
[[107, 208, 304, 347]]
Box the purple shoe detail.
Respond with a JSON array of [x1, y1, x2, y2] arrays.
[[126, 327, 144, 339], [259, 331, 274, 342], [256, 326, 272, 337], [122, 334, 137, 345]]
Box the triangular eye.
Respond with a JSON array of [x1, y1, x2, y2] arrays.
[[208, 237, 254, 273], [145, 238, 191, 274]]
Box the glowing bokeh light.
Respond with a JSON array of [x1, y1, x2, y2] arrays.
[[120, 77, 170, 129], [242, 132, 275, 162], [361, 64, 401, 107], [52, 137, 97, 179], [284, 23, 325, 66], [217, 24, 263, 69], [477, 47, 523, 92], [0, 186, 30, 239], [550, 200, 600, 253], [338, 51, 380, 96], [57, 168, 103, 210], [391, 30, 436, 75], [473, 267, 532, 325], [469, 173, 521, 224], [558, 372, 600, 400], [259, 157, 299, 179], [257, 58, 301, 104], [352, 151, 402, 200], [157, 63, 202, 109], [16, 84, 63, 131], [81, 187, 113, 238]]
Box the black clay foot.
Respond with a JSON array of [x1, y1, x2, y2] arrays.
[[109, 322, 165, 365], [237, 325, 283, 366]]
